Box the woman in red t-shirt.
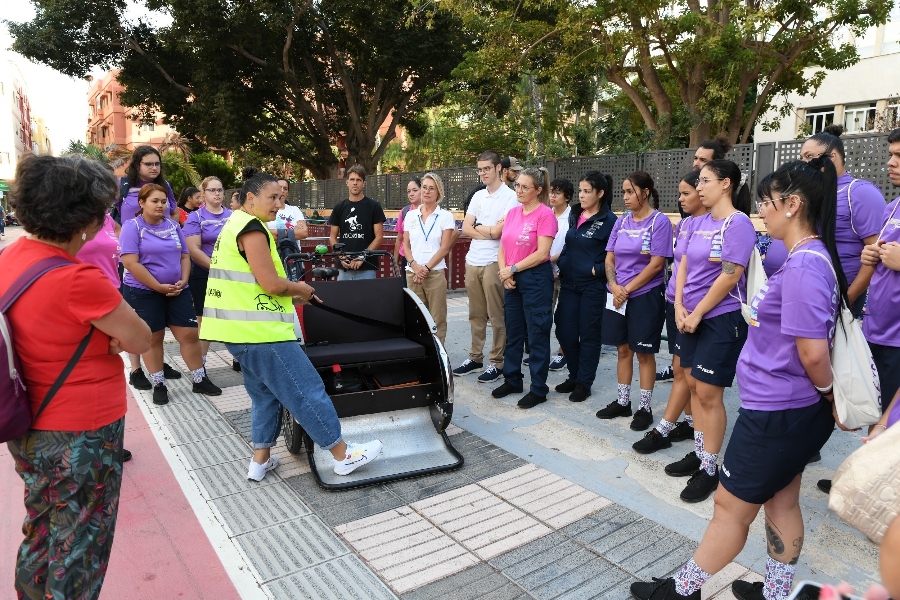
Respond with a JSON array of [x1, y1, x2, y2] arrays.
[[1, 155, 151, 600]]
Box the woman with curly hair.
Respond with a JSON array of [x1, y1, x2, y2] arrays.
[[0, 154, 151, 600]]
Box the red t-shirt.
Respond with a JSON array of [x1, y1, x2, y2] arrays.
[[0, 238, 125, 431]]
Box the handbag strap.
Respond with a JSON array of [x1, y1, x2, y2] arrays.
[[34, 326, 95, 420], [792, 249, 842, 328], [308, 298, 404, 333]]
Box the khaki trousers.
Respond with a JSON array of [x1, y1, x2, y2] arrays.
[[465, 262, 506, 368], [407, 269, 449, 346]]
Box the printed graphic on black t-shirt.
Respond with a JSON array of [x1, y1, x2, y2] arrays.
[[329, 197, 386, 271]]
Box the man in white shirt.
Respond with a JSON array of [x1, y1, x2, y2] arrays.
[[268, 177, 308, 239], [453, 151, 520, 382]]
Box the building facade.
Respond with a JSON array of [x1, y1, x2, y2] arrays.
[[754, 10, 900, 142], [0, 59, 34, 184], [86, 69, 174, 150]]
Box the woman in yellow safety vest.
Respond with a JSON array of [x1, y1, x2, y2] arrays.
[[200, 168, 382, 482]]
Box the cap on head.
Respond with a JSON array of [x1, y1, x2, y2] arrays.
[[501, 157, 523, 172]]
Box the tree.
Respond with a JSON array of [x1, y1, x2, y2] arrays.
[[8, 0, 473, 179], [62, 141, 109, 163], [191, 152, 237, 189], [435, 0, 892, 146]]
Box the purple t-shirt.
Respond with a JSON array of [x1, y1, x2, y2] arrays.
[[737, 240, 839, 410], [120, 216, 189, 290], [500, 203, 558, 267], [682, 212, 757, 319], [863, 198, 900, 347], [606, 210, 673, 297], [762, 238, 788, 279], [183, 205, 232, 267], [666, 216, 692, 304], [836, 173, 885, 283], [120, 181, 178, 225]]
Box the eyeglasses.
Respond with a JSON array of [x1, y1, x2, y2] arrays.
[[755, 198, 778, 212], [421, 185, 439, 192], [513, 183, 534, 192], [475, 166, 496, 174], [206, 188, 224, 194], [695, 177, 723, 188], [141, 161, 161, 168]]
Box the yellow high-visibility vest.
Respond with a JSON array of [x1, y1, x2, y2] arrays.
[[199, 210, 295, 344]]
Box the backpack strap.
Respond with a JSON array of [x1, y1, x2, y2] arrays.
[[719, 212, 746, 303], [846, 179, 858, 237], [792, 249, 842, 326], [877, 200, 900, 240], [0, 256, 77, 313]]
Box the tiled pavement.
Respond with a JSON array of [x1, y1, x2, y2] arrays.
[[141, 336, 765, 599]]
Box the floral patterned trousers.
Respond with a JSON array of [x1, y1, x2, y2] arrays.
[[7, 418, 124, 600]]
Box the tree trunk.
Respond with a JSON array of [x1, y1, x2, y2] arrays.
[[532, 75, 544, 157]]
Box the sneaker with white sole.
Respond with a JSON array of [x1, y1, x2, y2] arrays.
[[247, 455, 279, 482], [334, 440, 383, 476], [655, 365, 675, 382], [452, 359, 483, 377], [477, 364, 501, 383], [548, 354, 567, 371]]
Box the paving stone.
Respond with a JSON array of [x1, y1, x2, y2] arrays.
[[223, 408, 253, 441], [561, 504, 644, 549], [710, 570, 764, 600], [208, 386, 253, 413], [603, 522, 671, 565], [265, 554, 398, 599], [193, 459, 279, 499], [180, 434, 251, 469], [285, 473, 405, 527], [527, 552, 623, 599], [164, 416, 235, 445], [588, 575, 640, 600], [149, 396, 217, 425], [444, 423, 465, 436], [402, 563, 529, 600], [386, 468, 476, 504], [701, 562, 751, 599], [628, 532, 698, 579], [209, 341, 229, 352], [235, 515, 348, 583], [210, 482, 310, 536], [453, 432, 528, 482], [204, 366, 245, 388]]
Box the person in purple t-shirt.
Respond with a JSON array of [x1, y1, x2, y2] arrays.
[[633, 170, 706, 456], [184, 176, 232, 365], [633, 158, 853, 600], [800, 125, 885, 317], [671, 160, 755, 503], [121, 184, 221, 405], [596, 171, 673, 431]]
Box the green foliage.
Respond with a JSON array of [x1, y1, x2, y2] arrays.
[[61, 141, 109, 163], [161, 152, 200, 196], [190, 152, 236, 189]]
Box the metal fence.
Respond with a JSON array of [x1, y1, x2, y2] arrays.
[[227, 132, 896, 212]]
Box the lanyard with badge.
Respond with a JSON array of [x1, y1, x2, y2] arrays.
[[419, 210, 438, 243]]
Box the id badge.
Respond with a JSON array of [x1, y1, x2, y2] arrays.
[[640, 230, 651, 255], [709, 233, 722, 262], [748, 306, 759, 327]]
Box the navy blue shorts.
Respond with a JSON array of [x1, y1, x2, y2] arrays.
[[665, 301, 681, 357], [679, 310, 747, 387], [124, 284, 197, 332], [602, 284, 665, 354], [721, 400, 834, 504], [869, 342, 900, 413], [189, 263, 210, 314]]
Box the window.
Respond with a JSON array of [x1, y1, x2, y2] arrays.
[[883, 6, 900, 55], [805, 107, 835, 134], [855, 26, 878, 58], [883, 104, 900, 131], [844, 103, 877, 133], [141, 122, 155, 132], [101, 126, 108, 139]]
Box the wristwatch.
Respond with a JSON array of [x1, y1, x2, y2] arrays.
[[510, 265, 518, 273]]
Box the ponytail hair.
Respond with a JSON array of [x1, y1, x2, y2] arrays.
[[807, 124, 846, 161], [239, 167, 278, 205], [520, 166, 550, 205], [757, 157, 849, 312], [703, 159, 750, 216], [580, 170, 613, 212], [625, 170, 660, 209]]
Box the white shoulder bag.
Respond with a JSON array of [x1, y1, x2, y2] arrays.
[[721, 212, 766, 324]]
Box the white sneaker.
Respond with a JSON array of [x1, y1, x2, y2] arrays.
[[334, 440, 383, 476], [247, 455, 279, 481]]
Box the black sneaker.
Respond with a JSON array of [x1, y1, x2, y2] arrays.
[[129, 369, 152, 390], [193, 375, 222, 396], [807, 451, 821, 464], [555, 379, 577, 394], [492, 381, 522, 398], [232, 360, 242, 372], [163, 363, 183, 379], [731, 580, 765, 600], [518, 392, 546, 409], [596, 400, 632, 419], [631, 577, 700, 600], [569, 383, 591, 403], [655, 365, 675, 382], [453, 359, 483, 376], [669, 420, 694, 442], [123, 449, 133, 462], [817, 479, 832, 494], [680, 468, 719, 503], [665, 452, 702, 477], [548, 354, 567, 371], [477, 365, 502, 383], [631, 407, 653, 431], [153, 384, 169, 405], [633, 430, 672, 454]]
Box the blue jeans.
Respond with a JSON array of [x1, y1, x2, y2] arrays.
[[555, 279, 606, 387], [337, 269, 377, 281], [502, 262, 554, 396], [226, 342, 342, 450]]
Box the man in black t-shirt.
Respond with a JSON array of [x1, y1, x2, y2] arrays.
[[328, 165, 386, 280]]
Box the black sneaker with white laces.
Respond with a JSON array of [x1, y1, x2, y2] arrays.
[[669, 420, 694, 442], [665, 451, 702, 477], [731, 580, 765, 600], [193, 376, 222, 396], [569, 383, 591, 403], [163, 363, 183, 379], [680, 467, 719, 502], [548, 353, 567, 371], [492, 381, 522, 398], [631, 407, 653, 431], [129, 369, 152, 390], [596, 400, 632, 419], [632, 430, 672, 454], [453, 359, 483, 377], [631, 577, 700, 600], [555, 379, 577, 394], [152, 384, 169, 405], [477, 364, 501, 383], [655, 365, 675, 382]]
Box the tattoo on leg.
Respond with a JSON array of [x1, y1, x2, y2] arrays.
[[789, 536, 804, 565], [765, 521, 785, 556], [722, 261, 738, 275]]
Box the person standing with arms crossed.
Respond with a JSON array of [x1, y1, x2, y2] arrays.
[[453, 151, 520, 383], [329, 165, 386, 280]]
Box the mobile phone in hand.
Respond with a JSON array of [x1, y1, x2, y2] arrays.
[[787, 581, 865, 600]]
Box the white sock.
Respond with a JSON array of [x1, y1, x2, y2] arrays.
[[685, 415, 694, 427], [150, 370, 165, 387], [202, 354, 207, 366], [656, 419, 675, 437], [190, 367, 205, 384], [616, 384, 631, 406], [639, 389, 652, 411]]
